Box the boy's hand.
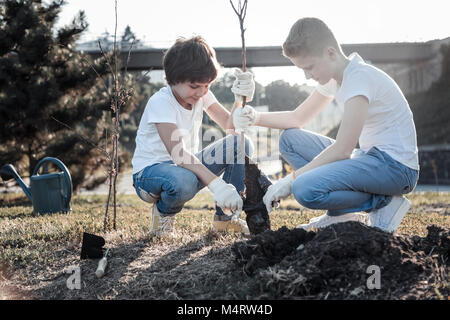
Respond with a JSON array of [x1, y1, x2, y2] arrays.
[[208, 177, 243, 215], [263, 174, 294, 214], [233, 105, 260, 129], [231, 68, 255, 103]]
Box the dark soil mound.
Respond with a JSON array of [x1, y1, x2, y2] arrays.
[[233, 226, 315, 275], [232, 222, 449, 299]]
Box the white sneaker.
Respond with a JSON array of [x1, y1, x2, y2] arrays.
[[297, 212, 368, 231], [150, 205, 175, 238], [368, 196, 411, 233], [211, 215, 250, 236]]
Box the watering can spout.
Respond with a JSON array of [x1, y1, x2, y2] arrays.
[[0, 164, 33, 200]]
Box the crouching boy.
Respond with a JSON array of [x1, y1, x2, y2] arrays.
[[233, 18, 419, 233], [132, 36, 255, 238]]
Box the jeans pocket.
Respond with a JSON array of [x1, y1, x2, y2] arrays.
[[137, 187, 160, 204]]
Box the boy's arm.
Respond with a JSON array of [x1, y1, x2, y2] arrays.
[[205, 102, 235, 131], [155, 122, 217, 185], [293, 95, 369, 177], [250, 90, 333, 129], [264, 95, 369, 212]]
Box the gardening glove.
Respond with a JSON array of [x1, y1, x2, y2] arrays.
[[231, 68, 255, 104], [233, 105, 260, 130], [208, 177, 243, 216], [263, 173, 294, 214]]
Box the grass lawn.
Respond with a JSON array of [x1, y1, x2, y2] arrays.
[[0, 191, 449, 299]]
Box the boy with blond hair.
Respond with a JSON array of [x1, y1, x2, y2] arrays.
[[132, 36, 255, 238], [233, 18, 419, 233]]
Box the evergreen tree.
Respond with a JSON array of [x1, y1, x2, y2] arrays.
[[0, 0, 115, 191], [120, 25, 142, 50]]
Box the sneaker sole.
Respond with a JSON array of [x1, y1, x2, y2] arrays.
[[385, 198, 411, 233], [301, 213, 367, 231]]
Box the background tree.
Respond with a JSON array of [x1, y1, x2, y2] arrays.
[[0, 0, 121, 192], [210, 72, 236, 107], [264, 80, 309, 111], [120, 25, 142, 50], [408, 44, 450, 145]]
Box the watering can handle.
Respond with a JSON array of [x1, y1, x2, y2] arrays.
[[33, 157, 73, 208]]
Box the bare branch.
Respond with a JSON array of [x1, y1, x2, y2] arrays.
[[124, 39, 135, 76], [230, 0, 249, 82], [230, 0, 249, 194], [98, 40, 116, 79], [229, 0, 240, 15], [113, 0, 118, 87], [143, 69, 151, 77]]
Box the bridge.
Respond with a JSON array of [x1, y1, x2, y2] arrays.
[[82, 42, 439, 71], [81, 38, 448, 95]]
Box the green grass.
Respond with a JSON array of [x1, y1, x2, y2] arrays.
[[0, 191, 449, 272]]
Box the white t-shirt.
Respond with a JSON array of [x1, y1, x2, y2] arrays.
[[316, 53, 419, 170], [132, 86, 218, 174]]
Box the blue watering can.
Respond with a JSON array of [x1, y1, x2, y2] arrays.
[[0, 157, 72, 214]]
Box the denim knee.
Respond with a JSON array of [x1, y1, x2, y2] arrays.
[[292, 177, 323, 209], [166, 173, 199, 204], [279, 128, 302, 156]]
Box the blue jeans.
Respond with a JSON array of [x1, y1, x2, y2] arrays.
[[133, 134, 253, 216], [279, 128, 419, 216]]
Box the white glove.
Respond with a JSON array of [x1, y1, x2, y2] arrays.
[[231, 68, 255, 103], [263, 173, 294, 214], [233, 105, 260, 130], [208, 177, 243, 216]]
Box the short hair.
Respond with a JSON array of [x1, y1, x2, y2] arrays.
[[282, 17, 340, 58], [163, 36, 220, 85]]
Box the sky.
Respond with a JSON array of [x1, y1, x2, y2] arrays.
[[56, 0, 450, 86]]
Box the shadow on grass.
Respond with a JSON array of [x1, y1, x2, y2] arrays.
[[13, 222, 450, 300], [31, 232, 247, 300], [0, 197, 32, 208]]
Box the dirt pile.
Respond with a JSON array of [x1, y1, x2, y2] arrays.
[[232, 222, 449, 299]]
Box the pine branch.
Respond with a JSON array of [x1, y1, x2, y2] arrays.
[[58, 43, 110, 92], [51, 116, 111, 160]]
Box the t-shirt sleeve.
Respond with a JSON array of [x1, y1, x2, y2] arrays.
[[202, 90, 218, 111], [340, 70, 373, 104], [316, 79, 338, 98], [145, 96, 177, 125]]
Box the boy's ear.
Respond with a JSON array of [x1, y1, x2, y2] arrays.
[[326, 46, 338, 60]]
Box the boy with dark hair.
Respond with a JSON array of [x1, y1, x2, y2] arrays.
[[233, 18, 419, 233], [132, 36, 255, 238]]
